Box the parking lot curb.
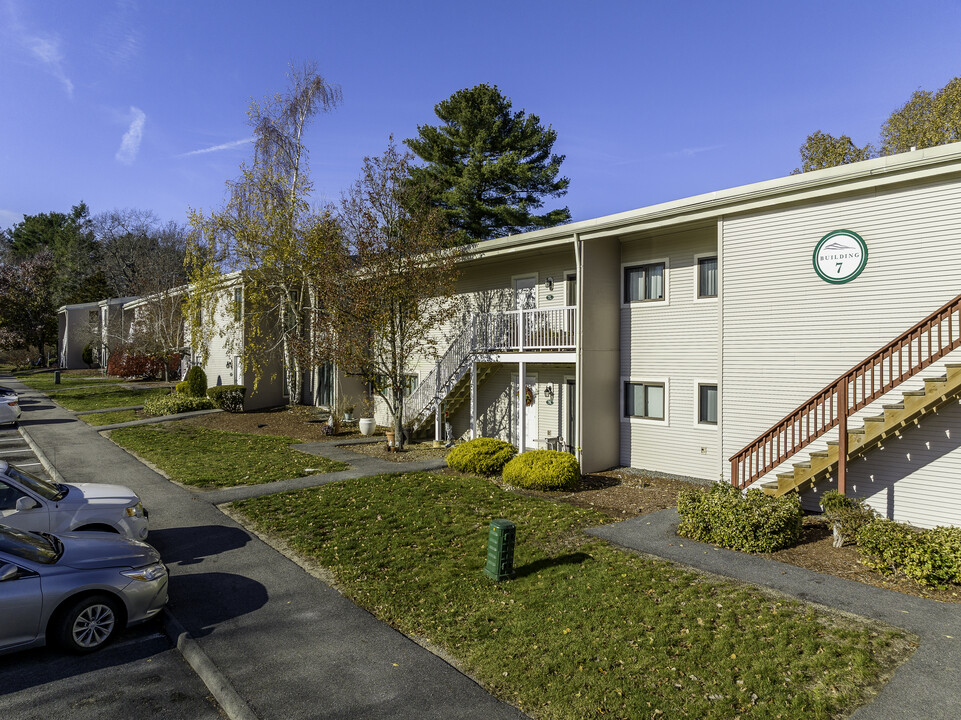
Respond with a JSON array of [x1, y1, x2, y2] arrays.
[[18, 424, 65, 485], [162, 610, 260, 720]]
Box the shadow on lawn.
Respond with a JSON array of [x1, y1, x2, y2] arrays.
[[514, 552, 593, 578]]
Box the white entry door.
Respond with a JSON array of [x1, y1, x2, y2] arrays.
[[511, 373, 538, 451], [514, 276, 537, 310]]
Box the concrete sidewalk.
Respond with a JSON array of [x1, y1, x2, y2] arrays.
[[11, 379, 527, 720], [588, 511, 961, 720]]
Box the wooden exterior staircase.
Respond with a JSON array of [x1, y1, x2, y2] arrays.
[[731, 292, 961, 495], [763, 364, 961, 496]]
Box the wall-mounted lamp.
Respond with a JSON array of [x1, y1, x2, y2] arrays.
[[546, 276, 555, 291], [225, 359, 232, 369], [544, 383, 554, 405]]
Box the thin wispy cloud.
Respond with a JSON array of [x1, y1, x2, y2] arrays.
[[116, 106, 146, 164], [4, 2, 74, 98], [180, 137, 254, 157], [666, 144, 725, 159], [94, 0, 142, 67]]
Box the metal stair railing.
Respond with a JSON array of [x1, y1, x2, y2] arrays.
[[730, 291, 961, 491]]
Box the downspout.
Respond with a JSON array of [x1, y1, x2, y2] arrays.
[[573, 233, 583, 467]]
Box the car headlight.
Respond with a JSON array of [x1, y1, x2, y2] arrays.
[[121, 563, 167, 582], [125, 502, 145, 518]]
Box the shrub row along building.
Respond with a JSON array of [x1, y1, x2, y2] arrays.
[[59, 143, 961, 528]]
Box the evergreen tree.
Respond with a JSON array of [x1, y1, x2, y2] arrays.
[[405, 84, 570, 242]]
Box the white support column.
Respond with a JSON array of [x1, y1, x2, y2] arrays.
[[518, 361, 527, 452], [470, 361, 478, 439], [434, 359, 442, 442]]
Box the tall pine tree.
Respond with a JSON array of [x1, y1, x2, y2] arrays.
[[405, 84, 570, 242]]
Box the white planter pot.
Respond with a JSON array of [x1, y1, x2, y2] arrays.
[[358, 418, 376, 436]]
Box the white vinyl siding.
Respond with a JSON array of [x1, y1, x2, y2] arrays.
[[620, 226, 719, 481], [722, 176, 961, 526]]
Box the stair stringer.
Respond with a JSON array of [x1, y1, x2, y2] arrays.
[[748, 353, 961, 499]]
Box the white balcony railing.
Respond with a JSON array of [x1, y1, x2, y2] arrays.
[[404, 306, 576, 428]]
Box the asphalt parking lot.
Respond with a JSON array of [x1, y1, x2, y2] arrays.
[[0, 622, 225, 720], [0, 426, 48, 478]]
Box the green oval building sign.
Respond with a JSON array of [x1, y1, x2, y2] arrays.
[[813, 230, 868, 284]]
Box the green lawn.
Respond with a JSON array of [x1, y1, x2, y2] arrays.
[[48, 385, 171, 411], [80, 409, 140, 426], [109, 424, 348, 488], [14, 372, 126, 391], [232, 472, 914, 720]]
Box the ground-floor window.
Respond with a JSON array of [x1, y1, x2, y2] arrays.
[[625, 381, 664, 420], [698, 383, 717, 424]]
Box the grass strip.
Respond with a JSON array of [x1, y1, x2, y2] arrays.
[[14, 372, 125, 391], [109, 424, 348, 487], [47, 386, 169, 411], [232, 472, 915, 720], [80, 409, 140, 426]]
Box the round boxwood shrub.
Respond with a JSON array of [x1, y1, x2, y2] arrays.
[[182, 365, 208, 397], [447, 437, 517, 476], [502, 449, 580, 490], [856, 519, 961, 587], [143, 393, 214, 416]]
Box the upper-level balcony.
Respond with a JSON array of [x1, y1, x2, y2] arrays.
[[473, 305, 576, 352]]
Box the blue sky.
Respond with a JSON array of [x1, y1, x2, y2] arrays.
[[2, 0, 961, 232]]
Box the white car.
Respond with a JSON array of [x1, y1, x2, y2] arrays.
[[0, 461, 148, 540], [0, 386, 21, 424]]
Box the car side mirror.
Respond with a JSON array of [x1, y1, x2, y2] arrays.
[[0, 563, 18, 581], [15, 496, 39, 511]]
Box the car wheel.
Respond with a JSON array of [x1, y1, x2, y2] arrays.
[[56, 595, 121, 653]]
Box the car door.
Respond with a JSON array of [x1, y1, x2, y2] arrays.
[[0, 561, 43, 649], [0, 479, 50, 533]]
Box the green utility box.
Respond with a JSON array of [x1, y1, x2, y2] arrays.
[[54, 370, 61, 385], [483, 519, 516, 581]]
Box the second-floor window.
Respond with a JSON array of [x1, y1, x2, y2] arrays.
[[698, 257, 718, 298], [624, 263, 665, 303]]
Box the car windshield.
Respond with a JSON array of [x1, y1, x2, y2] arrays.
[[0, 526, 59, 564], [5, 465, 65, 501]]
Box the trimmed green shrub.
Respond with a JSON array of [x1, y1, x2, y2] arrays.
[[819, 490, 878, 548], [143, 393, 214, 416], [207, 384, 246, 413], [176, 380, 189, 395], [502, 449, 580, 490], [447, 437, 517, 476], [677, 483, 802, 553], [856, 519, 961, 587], [182, 366, 208, 397]]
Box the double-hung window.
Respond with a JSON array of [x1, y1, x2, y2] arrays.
[[625, 382, 665, 420], [698, 384, 717, 425], [624, 263, 665, 303], [697, 256, 718, 299]]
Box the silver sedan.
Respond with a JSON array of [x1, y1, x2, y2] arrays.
[[0, 524, 168, 654]]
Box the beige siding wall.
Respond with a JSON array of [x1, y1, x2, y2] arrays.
[[722, 176, 961, 526], [619, 226, 719, 481]]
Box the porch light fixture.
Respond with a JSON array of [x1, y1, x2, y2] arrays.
[[544, 383, 554, 405], [546, 276, 554, 291]]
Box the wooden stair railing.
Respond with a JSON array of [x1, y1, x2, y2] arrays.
[[730, 291, 961, 492]]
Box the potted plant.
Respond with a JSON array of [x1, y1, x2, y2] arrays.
[[358, 396, 376, 437]]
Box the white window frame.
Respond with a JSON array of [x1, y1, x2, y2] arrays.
[[563, 269, 577, 308], [694, 380, 718, 429], [621, 258, 669, 307], [693, 253, 718, 303], [622, 377, 669, 426], [511, 272, 539, 310]]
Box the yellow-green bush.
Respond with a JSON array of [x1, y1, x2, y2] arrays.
[[446, 437, 517, 475], [856, 519, 961, 587], [502, 449, 580, 490], [143, 393, 214, 416], [677, 482, 802, 553]]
